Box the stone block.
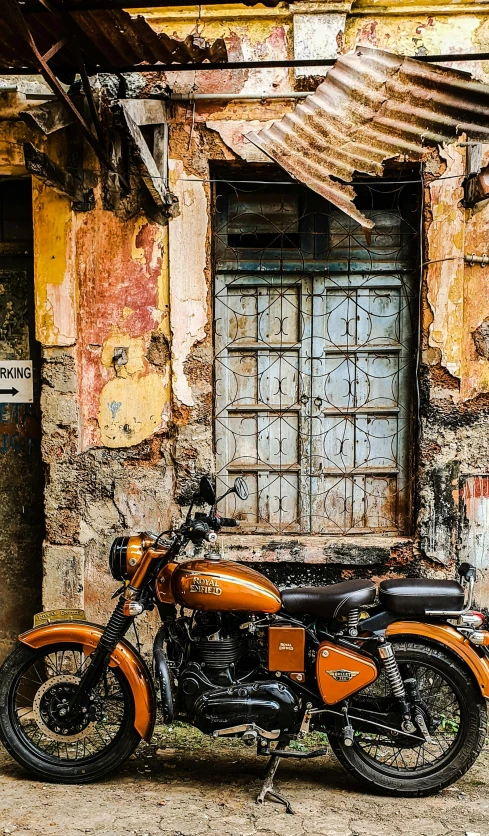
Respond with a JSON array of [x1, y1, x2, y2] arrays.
[[42, 543, 84, 610], [42, 347, 78, 394]]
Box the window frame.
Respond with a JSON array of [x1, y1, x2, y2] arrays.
[[212, 171, 421, 540]]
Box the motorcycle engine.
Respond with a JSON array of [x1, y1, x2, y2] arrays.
[[179, 614, 301, 735]]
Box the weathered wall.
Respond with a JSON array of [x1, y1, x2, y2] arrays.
[[148, 0, 489, 608], [37, 188, 174, 647], [4, 0, 489, 643]]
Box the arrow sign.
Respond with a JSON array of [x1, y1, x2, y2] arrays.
[[0, 362, 33, 403]]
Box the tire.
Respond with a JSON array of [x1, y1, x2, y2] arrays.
[[328, 639, 487, 796], [0, 642, 142, 783]]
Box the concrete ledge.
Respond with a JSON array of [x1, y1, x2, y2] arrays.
[[221, 535, 414, 565]]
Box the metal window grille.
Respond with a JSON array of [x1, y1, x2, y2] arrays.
[[213, 178, 420, 535]]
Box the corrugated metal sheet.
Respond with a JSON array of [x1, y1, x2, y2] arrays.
[[247, 47, 489, 228], [0, 7, 227, 76]]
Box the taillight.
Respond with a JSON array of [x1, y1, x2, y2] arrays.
[[452, 611, 485, 628]]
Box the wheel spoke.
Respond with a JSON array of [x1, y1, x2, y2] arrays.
[[351, 655, 462, 774], [11, 646, 129, 764]]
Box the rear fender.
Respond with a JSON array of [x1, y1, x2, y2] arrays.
[[385, 621, 489, 698], [18, 622, 156, 741]]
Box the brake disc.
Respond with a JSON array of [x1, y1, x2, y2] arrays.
[[32, 674, 96, 742]]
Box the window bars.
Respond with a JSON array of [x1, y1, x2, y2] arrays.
[[214, 178, 420, 536]]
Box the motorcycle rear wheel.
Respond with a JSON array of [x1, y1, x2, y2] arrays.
[[328, 640, 487, 796], [0, 642, 141, 783]]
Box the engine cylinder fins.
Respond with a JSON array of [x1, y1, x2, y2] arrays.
[[196, 635, 241, 667]]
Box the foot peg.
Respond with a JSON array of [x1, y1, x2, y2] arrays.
[[343, 724, 354, 747]]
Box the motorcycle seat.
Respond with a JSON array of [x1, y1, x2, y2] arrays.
[[281, 579, 376, 619], [379, 577, 465, 616]]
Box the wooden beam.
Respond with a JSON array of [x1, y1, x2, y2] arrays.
[[4, 0, 116, 175], [116, 102, 171, 209], [23, 141, 85, 203], [21, 99, 75, 134], [35, 0, 106, 146], [41, 37, 67, 63]]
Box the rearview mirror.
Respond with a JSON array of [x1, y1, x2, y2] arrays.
[[199, 476, 216, 506], [234, 477, 249, 501]]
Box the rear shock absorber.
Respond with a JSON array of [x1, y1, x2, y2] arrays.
[[378, 642, 405, 698], [378, 641, 416, 733], [347, 609, 360, 637]]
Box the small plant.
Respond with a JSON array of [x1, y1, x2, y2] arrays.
[[439, 714, 460, 734]]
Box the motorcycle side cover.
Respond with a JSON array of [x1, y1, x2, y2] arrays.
[[386, 621, 489, 698], [18, 622, 156, 741], [316, 641, 378, 704]]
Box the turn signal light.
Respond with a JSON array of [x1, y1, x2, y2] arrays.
[[123, 601, 144, 616], [467, 630, 489, 646]]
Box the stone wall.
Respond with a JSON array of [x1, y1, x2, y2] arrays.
[[4, 2, 489, 652]]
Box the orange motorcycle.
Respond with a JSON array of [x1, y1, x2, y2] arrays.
[[1, 476, 489, 808]]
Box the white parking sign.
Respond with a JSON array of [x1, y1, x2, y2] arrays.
[[0, 361, 33, 403]]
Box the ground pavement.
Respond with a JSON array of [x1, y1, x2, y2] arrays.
[[0, 724, 488, 836]]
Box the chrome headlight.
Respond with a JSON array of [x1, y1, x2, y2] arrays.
[[109, 534, 150, 581]]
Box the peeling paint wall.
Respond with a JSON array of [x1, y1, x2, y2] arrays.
[[168, 160, 208, 407], [5, 0, 489, 642]]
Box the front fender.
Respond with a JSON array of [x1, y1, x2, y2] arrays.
[[19, 622, 156, 741], [385, 620, 489, 698]]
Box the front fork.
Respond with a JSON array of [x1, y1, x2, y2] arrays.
[[67, 598, 133, 716]]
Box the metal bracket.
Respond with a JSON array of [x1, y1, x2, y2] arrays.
[[211, 723, 280, 741]]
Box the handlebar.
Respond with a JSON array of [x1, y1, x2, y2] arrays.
[[217, 516, 239, 528], [152, 484, 243, 553], [182, 512, 239, 543]]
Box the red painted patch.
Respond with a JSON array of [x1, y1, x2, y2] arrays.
[[463, 476, 489, 500], [75, 209, 164, 449]]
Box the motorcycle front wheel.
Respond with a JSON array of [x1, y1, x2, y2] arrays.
[[0, 642, 141, 783], [328, 639, 487, 796]]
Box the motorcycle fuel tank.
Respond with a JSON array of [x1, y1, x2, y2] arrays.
[[170, 558, 282, 613]]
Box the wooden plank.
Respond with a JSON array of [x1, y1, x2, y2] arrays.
[[21, 100, 75, 134], [23, 142, 83, 202], [116, 102, 170, 208], [117, 99, 167, 127], [41, 37, 67, 63]]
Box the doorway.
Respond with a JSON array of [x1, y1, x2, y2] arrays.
[[0, 179, 44, 661]]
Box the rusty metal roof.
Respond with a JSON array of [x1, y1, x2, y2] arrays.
[[247, 47, 489, 228], [0, 6, 227, 77]]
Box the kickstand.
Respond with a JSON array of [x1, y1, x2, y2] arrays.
[[257, 752, 294, 814]]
